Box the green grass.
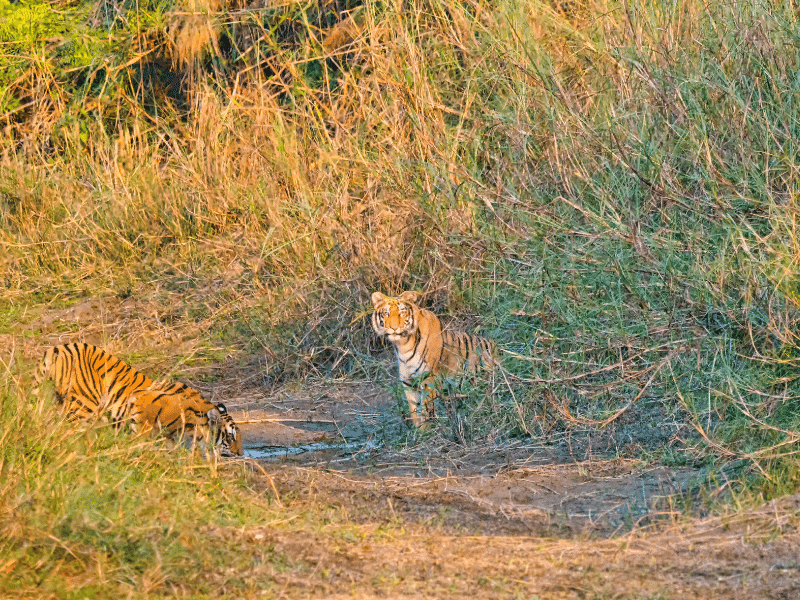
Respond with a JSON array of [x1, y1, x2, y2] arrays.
[[0, 377, 295, 597]]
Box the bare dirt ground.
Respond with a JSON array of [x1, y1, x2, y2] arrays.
[[231, 382, 692, 537], [225, 383, 800, 599]]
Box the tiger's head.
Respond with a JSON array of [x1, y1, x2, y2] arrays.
[[371, 291, 422, 341], [213, 403, 243, 457]]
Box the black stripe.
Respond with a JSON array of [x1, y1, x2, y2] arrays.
[[410, 328, 423, 360], [152, 404, 165, 427], [161, 414, 184, 429], [70, 345, 95, 399], [408, 362, 427, 379], [107, 361, 129, 384], [111, 383, 133, 404], [148, 390, 171, 403]]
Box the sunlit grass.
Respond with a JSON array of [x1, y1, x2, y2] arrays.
[[0, 357, 303, 597]]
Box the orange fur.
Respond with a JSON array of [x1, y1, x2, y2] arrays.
[[371, 291, 495, 427], [34, 343, 242, 456]]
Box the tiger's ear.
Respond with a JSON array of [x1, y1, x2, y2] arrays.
[[371, 291, 388, 309], [399, 291, 421, 304], [207, 407, 222, 424]]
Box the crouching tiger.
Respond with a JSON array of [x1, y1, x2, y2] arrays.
[[371, 291, 496, 427], [33, 342, 242, 457]]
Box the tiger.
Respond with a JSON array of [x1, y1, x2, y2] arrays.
[[371, 291, 496, 427], [33, 342, 243, 457], [129, 382, 243, 457]]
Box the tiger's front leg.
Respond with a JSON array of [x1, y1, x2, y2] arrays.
[[403, 379, 437, 428], [403, 385, 423, 428], [420, 377, 438, 423]]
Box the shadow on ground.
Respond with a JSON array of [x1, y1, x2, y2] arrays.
[[228, 381, 696, 537]]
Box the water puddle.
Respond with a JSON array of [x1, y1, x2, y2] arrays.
[[245, 437, 379, 460]]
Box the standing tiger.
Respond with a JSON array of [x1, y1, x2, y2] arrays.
[[371, 291, 496, 427], [33, 342, 243, 457]]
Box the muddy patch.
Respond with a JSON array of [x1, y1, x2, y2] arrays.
[[227, 381, 698, 536], [228, 380, 393, 462]]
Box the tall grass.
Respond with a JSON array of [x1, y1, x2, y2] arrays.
[[2, 0, 800, 498]]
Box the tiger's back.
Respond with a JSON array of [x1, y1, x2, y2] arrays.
[[438, 327, 497, 375], [371, 291, 496, 426], [34, 342, 153, 425]]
